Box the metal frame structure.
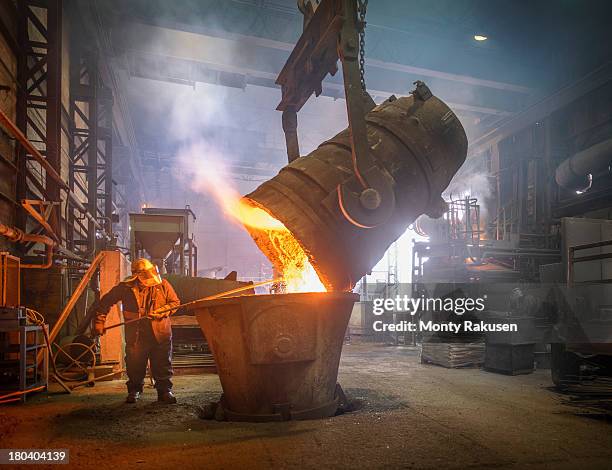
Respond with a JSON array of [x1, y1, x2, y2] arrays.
[[111, 0, 531, 118], [68, 45, 114, 257], [447, 197, 482, 245], [1, 2, 122, 352], [12, 0, 114, 262], [129, 207, 198, 277], [16, 0, 63, 240], [0, 322, 49, 403]]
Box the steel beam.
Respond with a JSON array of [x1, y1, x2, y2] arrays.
[[77, 0, 146, 213], [365, 58, 532, 94], [123, 18, 534, 94], [468, 62, 612, 157], [46, 0, 62, 236], [16, 0, 63, 236], [124, 48, 512, 118], [68, 46, 99, 256], [98, 87, 114, 237], [115, 21, 521, 117]]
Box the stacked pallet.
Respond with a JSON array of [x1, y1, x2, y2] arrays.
[[421, 341, 485, 368], [561, 375, 612, 396], [561, 376, 612, 417]]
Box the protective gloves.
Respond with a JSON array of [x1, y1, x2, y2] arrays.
[[94, 320, 105, 336], [147, 307, 171, 320]]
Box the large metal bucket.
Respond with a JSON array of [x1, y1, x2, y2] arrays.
[[244, 91, 467, 291], [190, 292, 358, 421]]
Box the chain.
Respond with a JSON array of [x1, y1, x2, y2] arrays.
[[357, 0, 368, 92]]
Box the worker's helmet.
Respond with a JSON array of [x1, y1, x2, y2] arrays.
[[131, 258, 162, 287]]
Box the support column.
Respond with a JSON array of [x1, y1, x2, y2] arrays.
[[98, 250, 128, 370], [16, 0, 63, 239]]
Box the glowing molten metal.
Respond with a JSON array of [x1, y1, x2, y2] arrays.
[[185, 150, 324, 293], [232, 201, 325, 293]]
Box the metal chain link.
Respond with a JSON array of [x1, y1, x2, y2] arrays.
[[357, 0, 368, 92]]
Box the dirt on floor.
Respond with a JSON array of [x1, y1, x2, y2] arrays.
[[1, 343, 611, 469]]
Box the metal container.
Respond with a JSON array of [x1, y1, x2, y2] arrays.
[[484, 342, 535, 375], [191, 291, 358, 421], [243, 92, 467, 291]]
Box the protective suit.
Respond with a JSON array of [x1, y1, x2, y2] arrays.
[[93, 258, 180, 403]]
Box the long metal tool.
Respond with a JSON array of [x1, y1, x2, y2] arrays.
[[103, 277, 283, 332]]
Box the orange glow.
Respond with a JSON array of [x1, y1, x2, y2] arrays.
[[479, 220, 487, 240], [231, 200, 325, 293], [190, 157, 325, 293]]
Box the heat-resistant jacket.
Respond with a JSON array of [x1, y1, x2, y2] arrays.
[[94, 278, 180, 344]]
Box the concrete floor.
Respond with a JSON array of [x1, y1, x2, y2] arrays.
[[1, 343, 611, 469]]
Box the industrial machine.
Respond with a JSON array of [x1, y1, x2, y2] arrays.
[[0, 253, 49, 403], [245, 88, 467, 292], [542, 218, 612, 389], [412, 197, 558, 373], [129, 206, 197, 276], [194, 0, 469, 421]]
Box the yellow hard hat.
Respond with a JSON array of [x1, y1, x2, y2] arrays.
[[130, 258, 162, 287]]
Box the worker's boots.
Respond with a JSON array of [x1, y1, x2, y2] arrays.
[[157, 390, 177, 404], [125, 391, 141, 404]]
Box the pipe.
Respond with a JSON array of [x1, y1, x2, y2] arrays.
[[555, 137, 612, 191], [0, 108, 107, 235], [0, 223, 55, 269], [0, 109, 67, 191]]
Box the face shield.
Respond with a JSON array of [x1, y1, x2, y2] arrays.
[[136, 265, 162, 287], [130, 258, 162, 287]]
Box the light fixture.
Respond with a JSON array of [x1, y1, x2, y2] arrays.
[[575, 174, 593, 195], [474, 34, 488, 41]]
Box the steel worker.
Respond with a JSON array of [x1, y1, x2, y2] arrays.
[[92, 258, 180, 404]]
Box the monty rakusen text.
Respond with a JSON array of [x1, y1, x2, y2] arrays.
[[371, 295, 518, 333]]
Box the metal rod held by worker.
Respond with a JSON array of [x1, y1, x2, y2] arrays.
[[103, 277, 283, 332]]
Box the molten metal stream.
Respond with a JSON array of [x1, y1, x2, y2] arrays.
[[184, 156, 325, 293], [231, 201, 325, 293]]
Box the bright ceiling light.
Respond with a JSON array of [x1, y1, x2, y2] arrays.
[[474, 34, 488, 41]]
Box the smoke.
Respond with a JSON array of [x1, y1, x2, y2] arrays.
[[123, 63, 279, 279], [444, 169, 493, 203], [116, 2, 493, 281], [119, 10, 355, 280], [174, 140, 239, 212]]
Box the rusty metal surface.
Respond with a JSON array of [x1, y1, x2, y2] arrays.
[[190, 292, 358, 421], [276, 0, 394, 228], [0, 253, 20, 307], [276, 0, 343, 113], [0, 223, 55, 269], [21, 200, 60, 243], [244, 92, 467, 291]]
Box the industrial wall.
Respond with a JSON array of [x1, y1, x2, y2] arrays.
[[0, 2, 17, 253], [0, 3, 91, 335], [482, 73, 612, 256]]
